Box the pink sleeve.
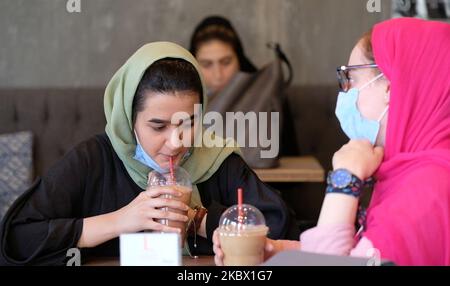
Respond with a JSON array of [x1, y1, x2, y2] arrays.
[[350, 236, 374, 257], [300, 224, 374, 258]]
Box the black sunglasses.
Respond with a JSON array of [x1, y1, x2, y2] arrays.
[[336, 64, 378, 92]]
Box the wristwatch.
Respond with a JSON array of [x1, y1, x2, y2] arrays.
[[326, 168, 364, 197]]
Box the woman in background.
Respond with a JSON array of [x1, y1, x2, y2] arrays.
[[190, 15, 257, 96]]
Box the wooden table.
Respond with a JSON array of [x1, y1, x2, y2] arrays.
[[254, 156, 324, 183], [84, 256, 215, 266]]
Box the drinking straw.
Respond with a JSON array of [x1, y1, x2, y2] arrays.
[[237, 187, 244, 224], [169, 156, 175, 183]]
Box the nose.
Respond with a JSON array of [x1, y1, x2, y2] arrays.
[[165, 126, 184, 151], [211, 64, 223, 83]]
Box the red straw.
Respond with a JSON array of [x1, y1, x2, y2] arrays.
[[237, 188, 243, 224], [169, 156, 175, 183]]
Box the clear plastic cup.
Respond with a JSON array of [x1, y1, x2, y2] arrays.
[[147, 166, 192, 247], [218, 204, 269, 266]]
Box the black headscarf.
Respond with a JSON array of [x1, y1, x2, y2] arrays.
[[189, 16, 257, 73]]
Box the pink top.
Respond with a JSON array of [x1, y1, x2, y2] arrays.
[[300, 224, 374, 258], [302, 18, 450, 266]]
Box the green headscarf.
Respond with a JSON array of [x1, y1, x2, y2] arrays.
[[104, 42, 241, 207]]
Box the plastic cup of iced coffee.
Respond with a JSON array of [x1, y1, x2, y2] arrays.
[[147, 165, 192, 247], [218, 202, 269, 266]]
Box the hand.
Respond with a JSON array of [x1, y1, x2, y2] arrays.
[[332, 139, 384, 180], [212, 229, 278, 266], [114, 187, 189, 234]]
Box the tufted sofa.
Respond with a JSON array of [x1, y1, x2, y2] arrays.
[[0, 89, 106, 178], [0, 86, 347, 224]]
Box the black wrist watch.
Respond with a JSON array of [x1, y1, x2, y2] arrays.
[[326, 168, 364, 197]]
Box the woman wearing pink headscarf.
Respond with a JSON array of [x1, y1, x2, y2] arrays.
[[301, 17, 450, 266], [213, 17, 450, 266]]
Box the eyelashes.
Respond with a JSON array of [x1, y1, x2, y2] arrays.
[[151, 121, 194, 132]]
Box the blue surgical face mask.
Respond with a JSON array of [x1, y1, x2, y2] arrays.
[[335, 73, 389, 145], [133, 131, 192, 173]]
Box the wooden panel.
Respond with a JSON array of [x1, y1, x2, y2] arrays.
[[254, 156, 324, 183]]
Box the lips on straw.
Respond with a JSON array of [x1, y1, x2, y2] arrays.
[[237, 187, 244, 224]]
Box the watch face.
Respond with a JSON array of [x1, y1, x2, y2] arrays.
[[331, 169, 352, 189]]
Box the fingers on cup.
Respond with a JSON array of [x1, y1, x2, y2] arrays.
[[150, 209, 188, 222], [145, 187, 182, 199], [265, 239, 274, 252], [149, 198, 189, 211], [149, 220, 182, 233], [215, 255, 224, 266]]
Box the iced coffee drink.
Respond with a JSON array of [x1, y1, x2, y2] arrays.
[[147, 166, 192, 247], [218, 204, 268, 266]]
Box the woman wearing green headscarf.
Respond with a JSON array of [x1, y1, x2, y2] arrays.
[[0, 42, 294, 265]]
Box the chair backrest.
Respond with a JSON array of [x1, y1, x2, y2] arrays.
[[0, 89, 106, 178]]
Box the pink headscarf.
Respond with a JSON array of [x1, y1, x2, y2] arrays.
[[364, 18, 450, 265]]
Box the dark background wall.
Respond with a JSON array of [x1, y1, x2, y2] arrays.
[[0, 0, 391, 88]]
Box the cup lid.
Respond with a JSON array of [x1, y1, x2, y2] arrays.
[[147, 166, 192, 187], [219, 204, 266, 231]]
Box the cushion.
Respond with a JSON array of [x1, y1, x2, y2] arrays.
[[0, 131, 33, 219]]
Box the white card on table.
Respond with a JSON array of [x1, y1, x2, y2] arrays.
[[120, 232, 181, 266]]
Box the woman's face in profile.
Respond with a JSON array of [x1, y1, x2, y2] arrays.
[[134, 91, 200, 168], [196, 39, 240, 94], [347, 42, 390, 146]]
